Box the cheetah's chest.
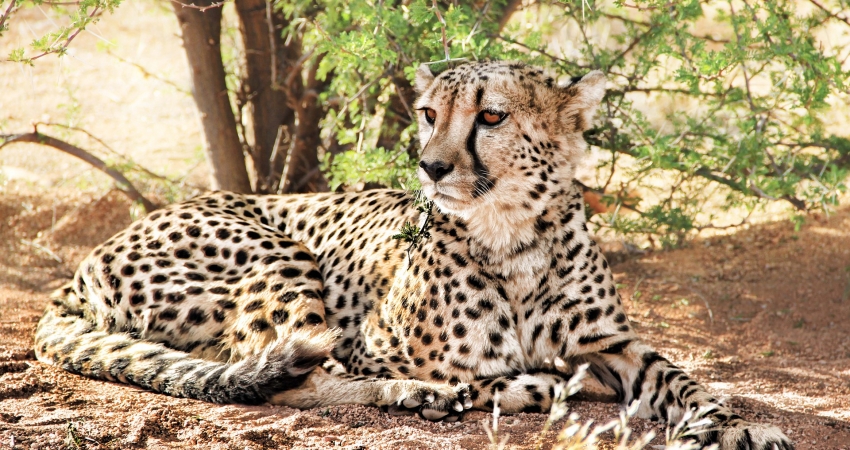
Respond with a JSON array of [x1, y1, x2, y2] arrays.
[[355, 232, 563, 382]]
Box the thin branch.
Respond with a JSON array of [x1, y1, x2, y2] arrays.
[[283, 45, 317, 88], [322, 71, 391, 145], [809, 0, 850, 27], [0, 129, 157, 212], [289, 166, 320, 193], [432, 0, 450, 61], [29, 5, 101, 62], [585, 128, 809, 212], [728, 1, 757, 112], [468, 0, 494, 40], [20, 239, 63, 263], [619, 2, 669, 10], [611, 86, 724, 97], [0, 0, 19, 34], [600, 11, 730, 43], [34, 122, 204, 189], [609, 27, 648, 67], [268, 124, 289, 192], [265, 0, 279, 89], [168, 0, 228, 12], [390, 75, 415, 124], [106, 51, 190, 94], [495, 34, 593, 69]]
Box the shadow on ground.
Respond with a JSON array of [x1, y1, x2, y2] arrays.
[[1, 191, 848, 449]]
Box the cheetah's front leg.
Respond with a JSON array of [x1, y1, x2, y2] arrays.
[[268, 365, 472, 421], [465, 372, 566, 414], [595, 339, 793, 450]]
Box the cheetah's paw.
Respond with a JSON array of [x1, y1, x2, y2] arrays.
[[718, 422, 793, 450], [387, 382, 472, 422]]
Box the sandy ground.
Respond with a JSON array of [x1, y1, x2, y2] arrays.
[[0, 190, 849, 449]]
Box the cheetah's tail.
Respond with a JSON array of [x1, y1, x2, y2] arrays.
[[34, 287, 338, 405]]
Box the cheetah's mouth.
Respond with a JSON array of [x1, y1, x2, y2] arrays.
[[428, 183, 458, 199], [432, 188, 459, 201], [425, 184, 475, 216]]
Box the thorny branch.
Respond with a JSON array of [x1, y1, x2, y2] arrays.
[[169, 0, 228, 12]]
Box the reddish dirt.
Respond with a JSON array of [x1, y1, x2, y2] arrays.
[[1, 191, 849, 449]]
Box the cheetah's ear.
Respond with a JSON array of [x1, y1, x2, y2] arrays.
[[414, 64, 437, 95], [560, 70, 606, 133]]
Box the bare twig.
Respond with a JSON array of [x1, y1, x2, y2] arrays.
[[432, 0, 450, 61], [809, 0, 850, 27], [686, 287, 714, 325], [169, 0, 228, 12], [747, 181, 806, 211], [105, 51, 190, 94], [585, 121, 810, 212], [496, 34, 571, 64], [265, 0, 279, 89], [33, 122, 204, 190], [391, 75, 415, 124], [609, 27, 650, 67], [283, 45, 317, 88], [20, 239, 63, 263], [289, 166, 320, 193], [468, 0, 494, 41], [728, 1, 757, 113], [600, 11, 730, 43], [0, 129, 158, 211], [268, 124, 289, 192]]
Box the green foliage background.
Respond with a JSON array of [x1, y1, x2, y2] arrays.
[[5, 0, 850, 246], [285, 0, 850, 245]]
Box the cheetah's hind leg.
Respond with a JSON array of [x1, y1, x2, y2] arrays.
[[35, 285, 339, 405]]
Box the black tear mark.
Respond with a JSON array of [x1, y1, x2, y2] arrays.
[[467, 123, 496, 198]]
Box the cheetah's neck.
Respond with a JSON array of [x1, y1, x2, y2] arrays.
[[458, 185, 579, 280]]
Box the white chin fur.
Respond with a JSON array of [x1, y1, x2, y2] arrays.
[[432, 200, 473, 221], [419, 181, 474, 219], [423, 184, 544, 258]]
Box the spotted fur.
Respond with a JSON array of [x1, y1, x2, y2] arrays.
[[35, 61, 792, 449]]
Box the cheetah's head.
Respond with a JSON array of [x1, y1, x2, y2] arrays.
[[413, 61, 605, 223]]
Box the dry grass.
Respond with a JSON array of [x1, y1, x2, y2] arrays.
[[483, 364, 720, 450]]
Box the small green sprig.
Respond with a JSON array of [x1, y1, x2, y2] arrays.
[[392, 191, 434, 263]]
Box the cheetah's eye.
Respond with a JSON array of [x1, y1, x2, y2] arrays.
[[421, 108, 437, 125], [478, 110, 507, 126]]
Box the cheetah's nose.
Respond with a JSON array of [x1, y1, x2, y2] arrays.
[[419, 160, 454, 182]]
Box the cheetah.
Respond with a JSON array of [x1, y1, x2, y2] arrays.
[[35, 61, 793, 449]]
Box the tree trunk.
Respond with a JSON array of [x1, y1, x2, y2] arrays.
[[234, 0, 294, 193], [283, 56, 330, 193], [172, 1, 252, 193]]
